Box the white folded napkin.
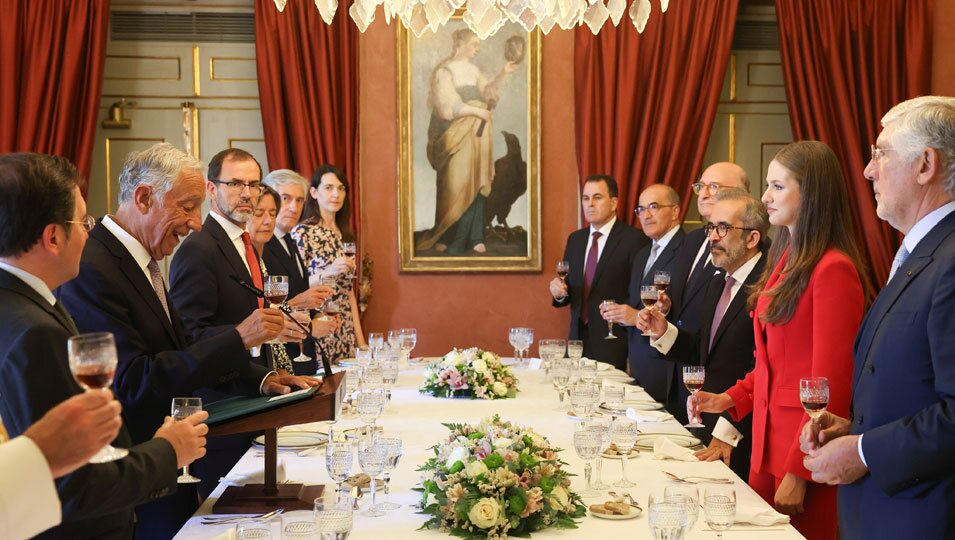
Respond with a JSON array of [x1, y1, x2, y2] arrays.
[[211, 530, 237, 540], [735, 504, 791, 526], [652, 437, 699, 461], [220, 459, 287, 486], [625, 408, 673, 423]]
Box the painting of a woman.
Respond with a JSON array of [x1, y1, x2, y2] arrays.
[[415, 29, 517, 255]]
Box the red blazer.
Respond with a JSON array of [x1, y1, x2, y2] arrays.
[[726, 247, 862, 481]]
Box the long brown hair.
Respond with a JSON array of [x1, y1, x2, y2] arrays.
[[301, 164, 354, 242], [749, 141, 870, 324]]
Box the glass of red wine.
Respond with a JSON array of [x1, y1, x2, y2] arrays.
[[683, 366, 706, 428], [640, 285, 659, 337], [68, 332, 129, 463], [600, 300, 618, 339], [343, 242, 357, 279], [171, 397, 202, 483], [264, 275, 289, 344], [654, 270, 671, 294], [556, 260, 570, 282], [800, 377, 829, 423]]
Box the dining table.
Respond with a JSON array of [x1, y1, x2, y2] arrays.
[[174, 359, 805, 539]]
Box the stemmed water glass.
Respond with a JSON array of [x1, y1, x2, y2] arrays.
[[325, 440, 354, 502], [368, 332, 384, 352], [573, 426, 603, 497], [550, 358, 572, 405], [377, 434, 403, 511], [358, 438, 388, 517], [600, 300, 619, 339], [509, 327, 523, 363], [171, 397, 202, 483], [569, 382, 599, 417], [567, 339, 584, 363], [664, 485, 700, 531], [578, 359, 598, 383], [640, 286, 659, 336], [583, 416, 611, 489], [683, 366, 706, 428], [314, 499, 353, 539], [386, 330, 401, 350], [355, 388, 386, 436], [68, 332, 128, 463], [291, 306, 311, 364], [703, 486, 736, 538], [399, 328, 417, 362], [519, 328, 534, 364], [610, 417, 639, 487], [648, 492, 690, 540], [800, 377, 829, 422]]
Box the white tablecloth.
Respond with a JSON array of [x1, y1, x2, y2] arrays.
[[174, 362, 804, 539]]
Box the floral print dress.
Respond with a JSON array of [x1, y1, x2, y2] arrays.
[[290, 222, 356, 363]]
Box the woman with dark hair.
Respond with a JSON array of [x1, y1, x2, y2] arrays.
[[291, 165, 366, 362], [248, 186, 338, 374], [692, 141, 868, 539]]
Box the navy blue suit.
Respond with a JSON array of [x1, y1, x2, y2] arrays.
[[262, 234, 317, 374], [839, 210, 955, 539]]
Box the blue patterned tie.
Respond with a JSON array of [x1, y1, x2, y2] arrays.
[[887, 244, 910, 284]]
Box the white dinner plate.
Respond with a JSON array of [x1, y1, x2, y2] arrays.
[[337, 358, 356, 367], [633, 433, 701, 450], [589, 507, 642, 519], [252, 431, 328, 449], [599, 400, 663, 413]]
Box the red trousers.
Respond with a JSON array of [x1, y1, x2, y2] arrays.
[[749, 468, 838, 540]]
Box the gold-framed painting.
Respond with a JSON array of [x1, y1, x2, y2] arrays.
[[397, 18, 541, 272]]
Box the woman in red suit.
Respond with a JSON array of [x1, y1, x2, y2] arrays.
[[694, 141, 869, 539]]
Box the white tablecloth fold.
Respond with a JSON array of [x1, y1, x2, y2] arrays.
[[219, 459, 287, 486], [652, 437, 699, 461]]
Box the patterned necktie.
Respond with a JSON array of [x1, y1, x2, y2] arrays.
[[282, 234, 304, 278], [887, 243, 911, 284], [52, 300, 79, 336], [643, 242, 660, 278], [146, 259, 171, 321], [581, 231, 602, 324], [708, 275, 737, 352], [241, 232, 265, 308]]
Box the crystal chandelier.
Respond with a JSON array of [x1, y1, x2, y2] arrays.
[[272, 0, 668, 38]]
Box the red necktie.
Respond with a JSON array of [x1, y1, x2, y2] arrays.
[[581, 231, 602, 324], [241, 232, 264, 309]]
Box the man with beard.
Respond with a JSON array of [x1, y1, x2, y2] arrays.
[[639, 188, 768, 479], [168, 148, 319, 496]]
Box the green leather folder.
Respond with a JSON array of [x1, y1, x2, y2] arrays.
[[205, 386, 319, 426]]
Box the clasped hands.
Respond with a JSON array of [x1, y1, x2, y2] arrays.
[[798, 412, 868, 485]]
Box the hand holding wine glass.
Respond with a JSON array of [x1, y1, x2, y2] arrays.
[[683, 366, 706, 428], [68, 332, 128, 463], [639, 286, 659, 337], [170, 397, 203, 483], [600, 300, 619, 339], [800, 377, 829, 423], [342, 241, 357, 279], [556, 260, 570, 283]]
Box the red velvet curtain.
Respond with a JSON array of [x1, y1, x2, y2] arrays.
[[0, 0, 109, 196], [254, 0, 360, 242], [575, 0, 739, 224], [775, 0, 933, 285]]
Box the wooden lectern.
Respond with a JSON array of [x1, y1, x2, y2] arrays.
[[207, 371, 345, 513]]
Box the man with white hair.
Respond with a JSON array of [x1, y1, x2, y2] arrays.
[[800, 96, 955, 539]]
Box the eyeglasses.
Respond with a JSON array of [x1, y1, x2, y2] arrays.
[[691, 182, 724, 195], [212, 179, 263, 193], [635, 203, 677, 216], [704, 222, 756, 239], [66, 215, 96, 233]]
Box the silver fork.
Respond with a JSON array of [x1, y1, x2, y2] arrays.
[[664, 471, 733, 484], [200, 508, 284, 525]]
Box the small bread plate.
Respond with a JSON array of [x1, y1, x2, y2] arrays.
[[589, 507, 642, 520], [600, 449, 640, 460], [253, 431, 328, 449], [633, 433, 701, 450]]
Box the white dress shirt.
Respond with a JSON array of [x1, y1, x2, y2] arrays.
[[0, 262, 55, 306], [583, 216, 617, 262], [209, 211, 254, 275], [101, 215, 155, 286], [0, 436, 61, 540]]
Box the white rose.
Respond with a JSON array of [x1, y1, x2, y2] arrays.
[[492, 381, 508, 396], [443, 350, 463, 367], [493, 437, 514, 449], [467, 497, 501, 529], [527, 431, 548, 449], [446, 446, 469, 469], [472, 358, 488, 373], [548, 486, 571, 512], [464, 460, 489, 479]]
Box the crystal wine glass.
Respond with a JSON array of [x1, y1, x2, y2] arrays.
[[342, 241, 357, 280], [664, 485, 700, 530], [610, 418, 639, 487], [509, 328, 523, 363], [569, 382, 599, 418], [583, 416, 611, 489], [235, 518, 273, 539], [281, 510, 318, 540], [368, 332, 384, 352], [800, 377, 829, 422], [519, 327, 535, 364], [355, 388, 386, 436], [377, 433, 403, 511], [703, 486, 736, 538], [264, 275, 289, 306], [640, 286, 659, 337], [291, 306, 311, 364], [578, 359, 598, 384], [648, 493, 689, 540], [600, 300, 619, 339], [68, 332, 128, 463], [556, 260, 570, 283], [358, 438, 387, 517], [399, 328, 417, 363], [573, 427, 602, 497], [683, 366, 706, 428], [653, 270, 671, 294], [171, 397, 202, 483], [550, 358, 571, 405], [325, 440, 353, 502], [314, 500, 353, 539], [567, 339, 584, 363]]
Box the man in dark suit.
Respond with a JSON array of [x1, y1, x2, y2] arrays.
[[800, 96, 955, 539], [168, 148, 319, 497], [602, 184, 685, 412], [0, 152, 207, 540], [56, 143, 313, 537], [549, 174, 649, 370], [640, 189, 768, 480], [262, 169, 330, 374], [666, 162, 751, 333]]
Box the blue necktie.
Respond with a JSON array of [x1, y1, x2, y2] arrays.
[[887, 244, 910, 284]]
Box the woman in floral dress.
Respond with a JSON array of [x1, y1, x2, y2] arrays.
[[292, 164, 366, 362]]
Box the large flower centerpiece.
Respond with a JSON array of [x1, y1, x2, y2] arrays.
[[417, 416, 585, 539], [421, 348, 518, 400]]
